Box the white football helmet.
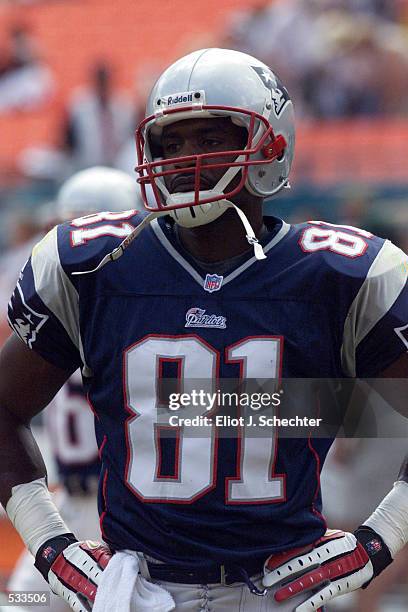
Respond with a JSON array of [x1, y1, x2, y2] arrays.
[[135, 48, 295, 228], [56, 166, 143, 221]]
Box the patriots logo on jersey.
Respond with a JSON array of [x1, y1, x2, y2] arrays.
[[251, 66, 290, 117], [185, 307, 226, 329], [8, 282, 49, 348]]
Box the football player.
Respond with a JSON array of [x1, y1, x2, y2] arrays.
[[1, 48, 408, 612]]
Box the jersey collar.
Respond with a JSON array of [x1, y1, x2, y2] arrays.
[[149, 215, 291, 291]]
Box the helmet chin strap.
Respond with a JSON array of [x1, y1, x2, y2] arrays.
[[224, 201, 266, 260], [166, 153, 267, 260], [73, 156, 266, 276], [73, 200, 266, 277]]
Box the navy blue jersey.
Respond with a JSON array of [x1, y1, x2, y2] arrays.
[[7, 211, 408, 567]]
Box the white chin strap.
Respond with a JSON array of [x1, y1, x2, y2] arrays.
[[160, 149, 244, 209], [169, 192, 229, 229], [225, 201, 267, 260], [164, 151, 266, 259], [72, 203, 266, 276], [73, 158, 266, 276], [73, 204, 266, 277]]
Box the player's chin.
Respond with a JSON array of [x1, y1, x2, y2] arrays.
[[166, 172, 214, 193], [173, 184, 201, 193], [170, 181, 213, 193]]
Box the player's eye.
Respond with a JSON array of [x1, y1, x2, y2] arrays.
[[163, 141, 182, 155], [202, 138, 223, 148], [164, 143, 181, 154]]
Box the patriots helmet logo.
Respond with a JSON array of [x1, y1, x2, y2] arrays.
[[251, 66, 290, 117], [10, 309, 48, 348], [8, 281, 49, 348], [13, 317, 34, 343]]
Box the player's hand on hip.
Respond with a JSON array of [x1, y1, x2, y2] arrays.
[[34, 534, 112, 611], [262, 527, 393, 611]]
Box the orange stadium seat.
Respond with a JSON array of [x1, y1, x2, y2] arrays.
[[0, 0, 261, 177], [0, 517, 24, 579]]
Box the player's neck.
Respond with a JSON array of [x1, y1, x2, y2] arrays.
[[176, 200, 265, 263]]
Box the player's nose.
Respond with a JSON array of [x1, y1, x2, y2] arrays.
[[173, 140, 198, 168]]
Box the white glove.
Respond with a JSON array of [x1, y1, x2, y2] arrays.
[[263, 527, 392, 611], [35, 535, 112, 611]]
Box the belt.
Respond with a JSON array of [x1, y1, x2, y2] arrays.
[[145, 557, 267, 595]]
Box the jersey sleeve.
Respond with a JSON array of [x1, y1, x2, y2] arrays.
[[341, 240, 408, 377], [7, 226, 82, 372]]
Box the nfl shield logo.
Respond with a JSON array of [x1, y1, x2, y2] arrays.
[[203, 273, 223, 293], [367, 539, 382, 555]]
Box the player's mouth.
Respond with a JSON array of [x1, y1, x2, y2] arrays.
[[170, 174, 211, 193]]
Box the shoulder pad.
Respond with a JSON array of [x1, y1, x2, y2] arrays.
[[293, 220, 387, 279], [57, 210, 146, 276]]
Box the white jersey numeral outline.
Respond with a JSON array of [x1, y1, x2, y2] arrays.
[[300, 221, 373, 258], [226, 337, 285, 504], [70, 210, 137, 246], [123, 334, 285, 504]]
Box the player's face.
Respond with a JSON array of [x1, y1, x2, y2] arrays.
[[160, 117, 247, 193]]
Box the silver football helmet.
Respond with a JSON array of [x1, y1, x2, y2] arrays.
[[136, 48, 295, 228], [57, 166, 143, 221]]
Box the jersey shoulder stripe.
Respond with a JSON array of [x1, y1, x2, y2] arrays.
[[342, 240, 408, 376]]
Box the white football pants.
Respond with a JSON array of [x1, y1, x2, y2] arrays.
[[142, 569, 318, 611]]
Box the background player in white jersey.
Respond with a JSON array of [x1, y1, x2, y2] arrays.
[[5, 167, 142, 612], [1, 48, 408, 612]]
